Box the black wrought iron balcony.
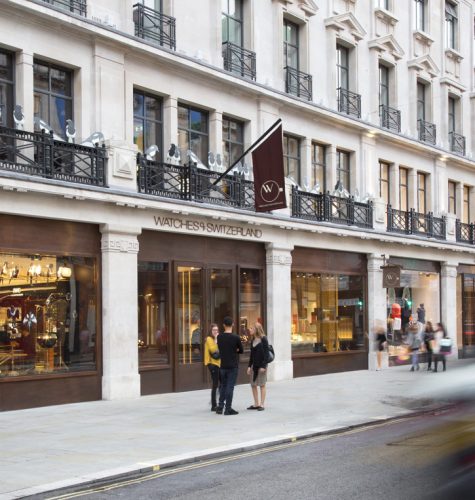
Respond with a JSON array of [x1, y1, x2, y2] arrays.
[[456, 220, 474, 244], [133, 3, 176, 50], [137, 155, 255, 210], [40, 0, 87, 16], [0, 125, 106, 186], [285, 67, 312, 101], [380, 105, 401, 133], [417, 119, 436, 145], [222, 42, 256, 81], [337, 88, 361, 118], [387, 206, 445, 239], [291, 187, 373, 229], [449, 131, 466, 156]]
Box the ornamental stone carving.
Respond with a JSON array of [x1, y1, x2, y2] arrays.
[[266, 253, 292, 266], [441, 263, 457, 279], [101, 238, 139, 254]]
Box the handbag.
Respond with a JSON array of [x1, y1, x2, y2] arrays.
[[210, 350, 220, 360], [439, 337, 452, 354], [267, 344, 275, 363]]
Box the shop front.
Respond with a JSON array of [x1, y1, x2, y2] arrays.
[[0, 215, 101, 411], [137, 230, 265, 394], [386, 257, 440, 364], [291, 248, 368, 377], [457, 265, 475, 358]]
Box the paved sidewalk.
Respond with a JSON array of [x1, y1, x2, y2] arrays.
[[0, 360, 472, 499]]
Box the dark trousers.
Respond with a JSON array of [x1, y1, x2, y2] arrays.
[[434, 354, 446, 372], [207, 364, 220, 408], [426, 350, 433, 369], [218, 367, 238, 410]]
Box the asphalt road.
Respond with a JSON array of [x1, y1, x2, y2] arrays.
[[38, 412, 466, 500]]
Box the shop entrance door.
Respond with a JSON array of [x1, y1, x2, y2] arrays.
[[174, 264, 235, 391]]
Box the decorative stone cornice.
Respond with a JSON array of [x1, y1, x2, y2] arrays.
[[413, 29, 434, 47], [374, 6, 399, 26], [266, 253, 292, 266], [407, 54, 440, 78], [278, 0, 318, 17], [439, 76, 466, 93], [368, 34, 404, 60], [445, 48, 463, 63], [324, 12, 366, 44]]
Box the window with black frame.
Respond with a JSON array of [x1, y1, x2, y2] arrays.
[[463, 186, 470, 224], [418, 172, 427, 214], [445, 1, 457, 50], [178, 104, 209, 165], [448, 181, 456, 215], [283, 19, 299, 70], [222, 0, 243, 46], [283, 134, 300, 185], [133, 90, 163, 158], [33, 60, 72, 139], [399, 167, 409, 212], [336, 150, 350, 192], [0, 50, 14, 128], [311, 143, 326, 192], [379, 161, 390, 205], [336, 45, 349, 91], [415, 0, 427, 32], [417, 81, 426, 122], [222, 116, 244, 168], [379, 64, 389, 108]]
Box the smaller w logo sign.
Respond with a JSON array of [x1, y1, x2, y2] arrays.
[[260, 180, 281, 203], [262, 182, 274, 194]]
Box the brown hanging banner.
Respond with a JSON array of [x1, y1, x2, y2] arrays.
[[382, 265, 401, 288], [252, 124, 287, 212]]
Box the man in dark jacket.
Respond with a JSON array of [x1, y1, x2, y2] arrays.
[[216, 316, 243, 415]]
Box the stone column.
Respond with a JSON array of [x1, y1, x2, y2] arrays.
[[101, 225, 142, 399], [408, 168, 418, 210], [327, 145, 337, 194], [441, 262, 458, 360], [163, 96, 178, 157], [209, 111, 223, 166], [367, 254, 388, 370], [266, 243, 293, 381]]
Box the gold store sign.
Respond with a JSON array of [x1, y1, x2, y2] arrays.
[[153, 216, 263, 239]]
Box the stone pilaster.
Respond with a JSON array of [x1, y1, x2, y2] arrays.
[[265, 243, 293, 381], [15, 51, 34, 131], [367, 254, 388, 370], [100, 224, 142, 400], [440, 263, 458, 360]]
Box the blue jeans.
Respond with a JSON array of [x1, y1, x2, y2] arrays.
[[219, 367, 239, 410]]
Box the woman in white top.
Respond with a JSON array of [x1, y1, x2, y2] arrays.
[[432, 322, 447, 372]]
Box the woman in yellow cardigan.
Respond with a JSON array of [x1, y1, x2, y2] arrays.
[[204, 323, 221, 411]]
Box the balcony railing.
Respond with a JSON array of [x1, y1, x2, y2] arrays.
[[449, 131, 466, 156], [40, 0, 87, 16], [337, 88, 361, 118], [456, 220, 474, 244], [133, 3, 176, 50], [285, 67, 312, 101], [137, 156, 255, 210], [0, 125, 106, 186], [291, 187, 373, 229], [380, 105, 401, 133], [417, 119, 436, 145], [222, 42, 256, 81], [387, 206, 446, 239]]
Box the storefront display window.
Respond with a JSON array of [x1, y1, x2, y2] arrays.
[[138, 261, 169, 367], [239, 268, 262, 356], [461, 274, 475, 357], [386, 269, 439, 357], [291, 273, 365, 355], [0, 252, 97, 377]]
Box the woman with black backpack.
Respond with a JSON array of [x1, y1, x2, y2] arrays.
[[246, 322, 269, 411]]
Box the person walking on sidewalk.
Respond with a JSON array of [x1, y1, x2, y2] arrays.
[[433, 322, 448, 372], [407, 321, 421, 371], [204, 323, 220, 412], [423, 321, 435, 371], [216, 316, 243, 415], [246, 322, 269, 411], [375, 325, 387, 371]]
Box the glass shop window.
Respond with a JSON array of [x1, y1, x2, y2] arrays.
[[239, 268, 263, 357], [137, 261, 169, 367], [291, 272, 365, 355], [0, 253, 97, 377]]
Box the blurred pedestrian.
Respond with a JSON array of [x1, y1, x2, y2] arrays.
[[246, 322, 269, 411], [204, 323, 220, 411], [423, 321, 435, 371], [216, 316, 243, 415], [407, 321, 421, 371], [375, 326, 387, 371], [433, 322, 449, 372]]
